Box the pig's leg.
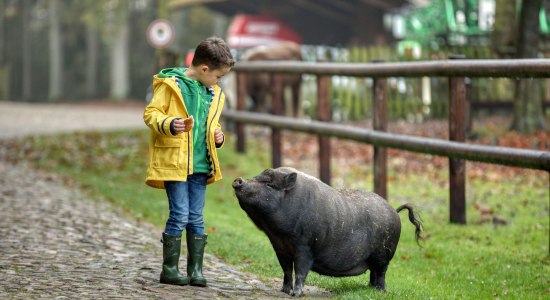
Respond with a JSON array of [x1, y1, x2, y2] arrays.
[[368, 254, 389, 291], [372, 265, 388, 291], [375, 271, 387, 290], [275, 251, 294, 295], [369, 269, 377, 287], [292, 250, 313, 297]]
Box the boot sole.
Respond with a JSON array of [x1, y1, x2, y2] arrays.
[[189, 279, 207, 287], [160, 278, 189, 286]]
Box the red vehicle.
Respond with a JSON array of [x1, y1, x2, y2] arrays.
[[227, 14, 301, 50]]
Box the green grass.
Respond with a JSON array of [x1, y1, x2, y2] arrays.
[[4, 129, 548, 299]]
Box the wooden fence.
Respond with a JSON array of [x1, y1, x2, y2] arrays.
[[225, 58, 550, 224], [300, 45, 550, 121]]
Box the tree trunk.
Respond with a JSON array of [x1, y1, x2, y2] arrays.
[[22, 0, 32, 100], [0, 0, 5, 66], [511, 0, 547, 133], [491, 0, 517, 57], [0, 0, 8, 100], [48, 0, 63, 101], [85, 24, 99, 98], [109, 13, 130, 100]]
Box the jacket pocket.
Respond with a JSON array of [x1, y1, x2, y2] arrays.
[[153, 137, 182, 169]]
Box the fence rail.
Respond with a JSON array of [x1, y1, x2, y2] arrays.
[[222, 110, 550, 171], [234, 59, 550, 77], [229, 59, 550, 224]]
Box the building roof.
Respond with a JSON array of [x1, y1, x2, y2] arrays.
[[170, 0, 412, 45]]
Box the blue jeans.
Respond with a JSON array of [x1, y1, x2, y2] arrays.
[[164, 174, 207, 236]]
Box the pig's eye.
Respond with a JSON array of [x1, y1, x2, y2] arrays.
[[257, 176, 270, 183], [257, 173, 273, 183]]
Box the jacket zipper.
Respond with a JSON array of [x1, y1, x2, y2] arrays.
[[187, 131, 191, 174], [207, 91, 222, 176], [174, 78, 191, 175]]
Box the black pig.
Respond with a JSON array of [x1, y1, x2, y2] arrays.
[[232, 167, 423, 297]]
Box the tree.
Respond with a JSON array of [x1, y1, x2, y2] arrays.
[[511, 0, 547, 133], [0, 0, 7, 100], [22, 0, 31, 100], [48, 0, 62, 100], [79, 0, 102, 99], [491, 0, 517, 57], [108, 0, 130, 100], [0, 0, 5, 66], [85, 24, 99, 98]]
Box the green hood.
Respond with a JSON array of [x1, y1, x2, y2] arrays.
[[158, 67, 186, 79]]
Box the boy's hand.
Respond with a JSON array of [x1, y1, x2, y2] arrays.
[[214, 128, 224, 146], [173, 116, 194, 134]]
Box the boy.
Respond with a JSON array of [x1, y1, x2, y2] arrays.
[[143, 36, 235, 287]]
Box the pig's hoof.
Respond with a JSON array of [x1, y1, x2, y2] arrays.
[[281, 282, 293, 295], [291, 289, 303, 297]]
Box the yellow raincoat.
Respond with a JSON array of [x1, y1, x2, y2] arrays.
[[143, 75, 225, 189]]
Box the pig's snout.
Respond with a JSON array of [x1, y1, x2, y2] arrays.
[[232, 177, 244, 189]]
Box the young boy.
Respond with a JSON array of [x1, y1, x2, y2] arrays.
[[143, 36, 235, 287]]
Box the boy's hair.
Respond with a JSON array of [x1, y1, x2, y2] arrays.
[[192, 36, 235, 70]]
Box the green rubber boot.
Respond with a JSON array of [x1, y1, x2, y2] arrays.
[[160, 233, 189, 286], [186, 233, 208, 287]]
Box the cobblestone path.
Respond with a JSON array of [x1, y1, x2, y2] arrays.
[[0, 102, 330, 299]]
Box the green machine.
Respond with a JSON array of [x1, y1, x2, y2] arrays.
[[394, 0, 549, 48]]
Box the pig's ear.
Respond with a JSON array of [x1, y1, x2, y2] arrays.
[[283, 172, 297, 190]]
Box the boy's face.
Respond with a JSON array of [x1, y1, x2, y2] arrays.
[[197, 65, 231, 87]]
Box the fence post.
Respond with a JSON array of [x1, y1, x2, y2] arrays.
[[465, 77, 472, 136], [449, 55, 467, 224], [271, 74, 283, 168], [236, 72, 246, 153], [317, 75, 331, 185], [373, 74, 388, 199]]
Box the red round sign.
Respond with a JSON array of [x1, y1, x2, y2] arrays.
[[146, 19, 174, 49]]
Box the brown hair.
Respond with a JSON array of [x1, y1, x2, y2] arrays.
[[191, 36, 235, 70]]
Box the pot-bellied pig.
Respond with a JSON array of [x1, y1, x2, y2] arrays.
[[232, 167, 423, 297]]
